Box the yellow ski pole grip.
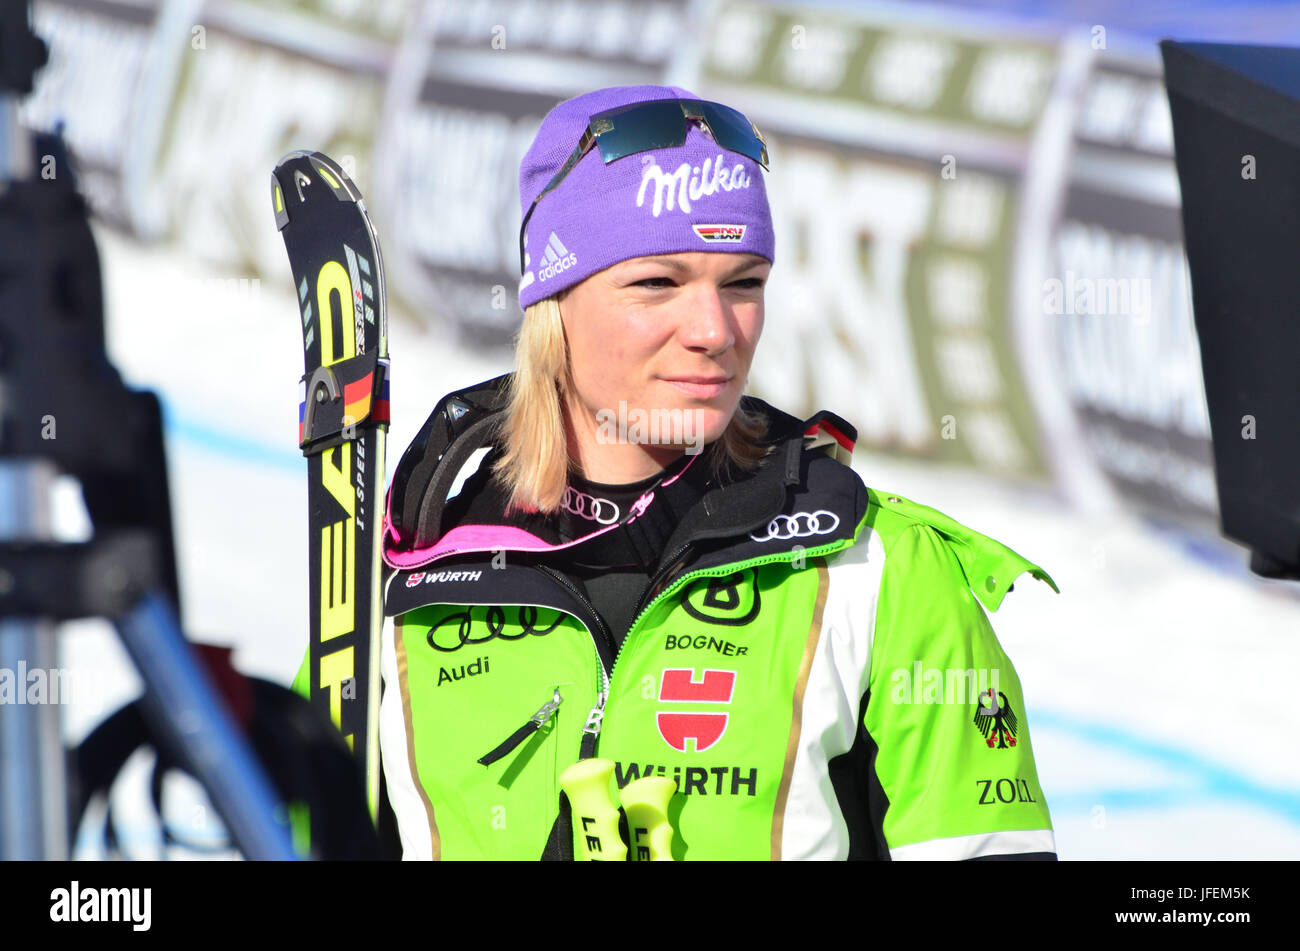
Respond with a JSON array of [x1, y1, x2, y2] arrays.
[[559, 758, 625, 861], [620, 776, 676, 861]]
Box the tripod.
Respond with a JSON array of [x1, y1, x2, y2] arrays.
[[0, 3, 296, 860]]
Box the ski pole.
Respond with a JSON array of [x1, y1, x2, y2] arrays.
[[620, 776, 676, 861], [559, 758, 624, 860]]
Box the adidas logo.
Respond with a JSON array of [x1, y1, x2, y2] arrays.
[[537, 231, 578, 282]]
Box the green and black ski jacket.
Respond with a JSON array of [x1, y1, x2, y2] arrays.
[[305, 386, 1060, 860]]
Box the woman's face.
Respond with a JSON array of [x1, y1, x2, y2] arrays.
[[558, 250, 770, 482]]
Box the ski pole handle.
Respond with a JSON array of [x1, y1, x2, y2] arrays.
[[559, 758, 625, 861], [620, 776, 676, 861]]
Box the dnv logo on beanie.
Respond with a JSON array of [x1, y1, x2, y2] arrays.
[[517, 84, 775, 311]]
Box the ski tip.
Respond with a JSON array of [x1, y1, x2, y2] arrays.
[[307, 151, 363, 203], [270, 150, 365, 217], [272, 149, 316, 180]]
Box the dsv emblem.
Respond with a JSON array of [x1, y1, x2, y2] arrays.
[[426, 605, 562, 653], [749, 510, 840, 543]]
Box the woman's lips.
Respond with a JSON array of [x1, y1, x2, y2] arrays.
[[661, 377, 730, 398]]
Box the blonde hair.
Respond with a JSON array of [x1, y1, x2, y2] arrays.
[[491, 295, 770, 514]]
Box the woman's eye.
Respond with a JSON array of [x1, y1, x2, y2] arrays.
[[630, 276, 765, 289]]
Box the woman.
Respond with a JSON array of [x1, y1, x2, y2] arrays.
[[376, 85, 1059, 860]]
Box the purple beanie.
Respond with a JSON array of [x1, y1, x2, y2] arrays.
[[517, 84, 775, 310]]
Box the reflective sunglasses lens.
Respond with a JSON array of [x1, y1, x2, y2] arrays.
[[590, 100, 690, 163], [697, 101, 767, 167]]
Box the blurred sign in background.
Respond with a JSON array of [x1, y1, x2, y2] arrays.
[[25, 0, 1300, 858]]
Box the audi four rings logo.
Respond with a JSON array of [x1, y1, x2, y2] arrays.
[[426, 605, 563, 653], [748, 510, 841, 543], [561, 486, 621, 525]]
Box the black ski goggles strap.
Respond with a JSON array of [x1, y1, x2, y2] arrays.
[[519, 98, 770, 274]]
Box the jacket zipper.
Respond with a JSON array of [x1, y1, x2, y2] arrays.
[[602, 543, 695, 721], [532, 565, 612, 760], [534, 565, 618, 667], [633, 542, 694, 619], [473, 566, 614, 768], [541, 547, 693, 760], [478, 687, 563, 765]]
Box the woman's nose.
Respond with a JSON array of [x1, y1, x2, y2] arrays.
[[676, 286, 734, 354]]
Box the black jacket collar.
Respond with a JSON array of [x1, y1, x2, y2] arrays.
[[384, 374, 864, 577], [432, 394, 860, 573]]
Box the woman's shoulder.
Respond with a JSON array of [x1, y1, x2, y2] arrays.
[[855, 487, 1059, 613], [747, 395, 1057, 612]]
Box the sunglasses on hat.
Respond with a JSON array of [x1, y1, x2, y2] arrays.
[[519, 98, 770, 274]]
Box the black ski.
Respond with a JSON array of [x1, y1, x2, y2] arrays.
[[271, 151, 389, 820]]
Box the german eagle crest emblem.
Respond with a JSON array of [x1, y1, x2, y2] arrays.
[[973, 688, 1018, 749]]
